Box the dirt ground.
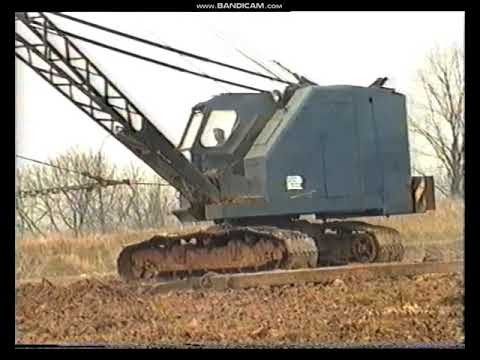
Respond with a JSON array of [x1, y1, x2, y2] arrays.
[[15, 200, 464, 347], [16, 269, 464, 347]]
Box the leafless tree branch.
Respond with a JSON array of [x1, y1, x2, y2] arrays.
[[409, 45, 464, 198]]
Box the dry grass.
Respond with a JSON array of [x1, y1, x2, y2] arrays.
[[366, 198, 464, 244], [15, 200, 463, 281], [15, 224, 209, 281]]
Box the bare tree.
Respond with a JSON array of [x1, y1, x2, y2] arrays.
[[409, 45, 464, 198], [15, 147, 178, 239]]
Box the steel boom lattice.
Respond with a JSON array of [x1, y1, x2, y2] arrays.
[[15, 12, 220, 207]]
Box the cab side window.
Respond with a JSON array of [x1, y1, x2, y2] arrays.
[[200, 110, 237, 147]]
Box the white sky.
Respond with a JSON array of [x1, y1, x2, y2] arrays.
[[15, 11, 464, 171]]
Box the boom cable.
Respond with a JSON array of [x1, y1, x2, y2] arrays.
[[16, 154, 99, 181], [211, 29, 290, 83], [16, 154, 170, 198], [144, 31, 231, 93], [28, 21, 267, 93], [48, 12, 293, 85]]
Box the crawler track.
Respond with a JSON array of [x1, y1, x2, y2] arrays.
[[116, 221, 408, 282], [117, 226, 318, 281]]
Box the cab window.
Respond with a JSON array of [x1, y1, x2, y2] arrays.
[[179, 111, 204, 150], [200, 110, 237, 147]]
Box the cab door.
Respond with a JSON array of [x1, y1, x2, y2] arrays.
[[319, 100, 360, 198]]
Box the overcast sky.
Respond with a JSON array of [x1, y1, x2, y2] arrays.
[[15, 11, 464, 171]]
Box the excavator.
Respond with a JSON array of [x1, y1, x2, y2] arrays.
[[15, 12, 436, 282]]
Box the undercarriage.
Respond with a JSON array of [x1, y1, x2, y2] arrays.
[[117, 219, 405, 282]]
